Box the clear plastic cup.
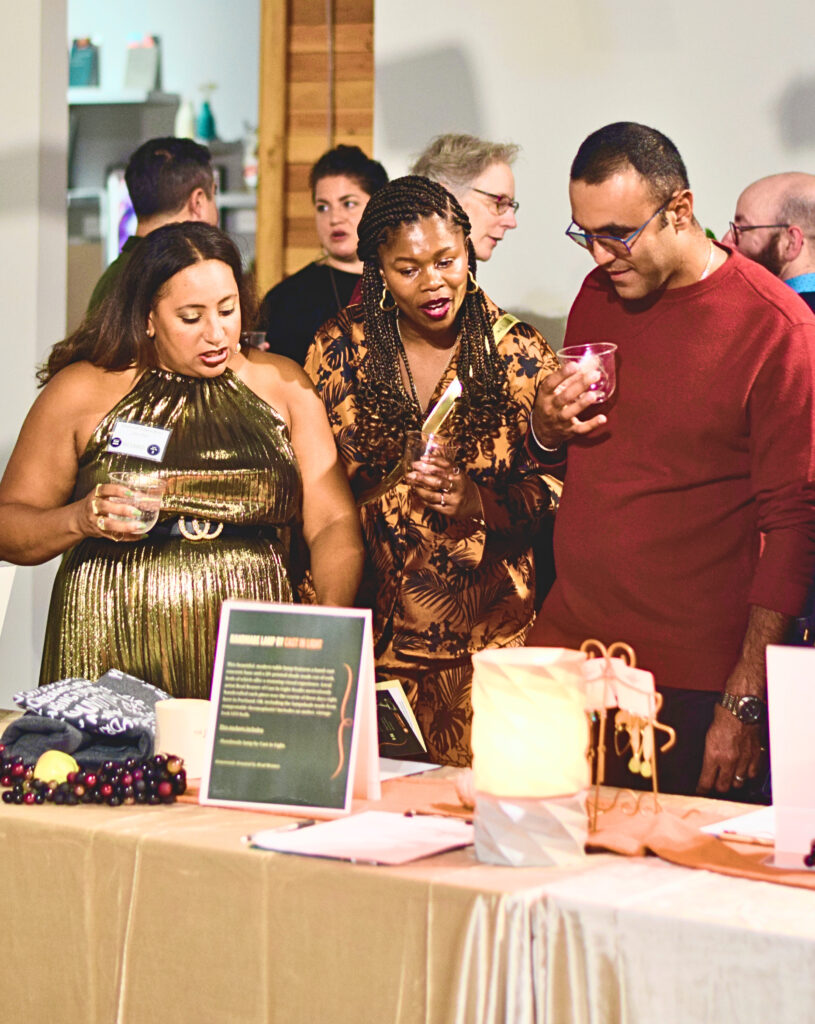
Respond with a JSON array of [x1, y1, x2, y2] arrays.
[[107, 472, 168, 532], [556, 342, 618, 402], [403, 431, 458, 476], [240, 331, 269, 351]]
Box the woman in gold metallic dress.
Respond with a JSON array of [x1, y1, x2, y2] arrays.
[[0, 223, 363, 698]]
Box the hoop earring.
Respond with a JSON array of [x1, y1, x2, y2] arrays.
[[379, 284, 396, 312], [466, 270, 479, 295]]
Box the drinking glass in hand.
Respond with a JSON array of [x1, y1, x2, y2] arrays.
[[403, 431, 458, 478], [556, 342, 618, 402], [107, 472, 168, 532]]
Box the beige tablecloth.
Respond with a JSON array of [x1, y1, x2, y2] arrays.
[[1, 772, 814, 1024]]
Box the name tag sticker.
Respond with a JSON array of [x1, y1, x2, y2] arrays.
[[105, 419, 172, 463]]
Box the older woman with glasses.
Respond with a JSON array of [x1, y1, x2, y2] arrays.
[[411, 133, 520, 261]]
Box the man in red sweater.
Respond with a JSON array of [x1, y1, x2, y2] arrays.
[[527, 122, 815, 799]]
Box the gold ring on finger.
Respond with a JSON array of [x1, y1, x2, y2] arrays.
[[91, 498, 100, 515], [97, 515, 105, 532], [440, 493, 446, 507]]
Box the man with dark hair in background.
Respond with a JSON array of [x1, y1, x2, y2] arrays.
[[527, 122, 815, 800], [86, 136, 218, 313], [723, 172, 815, 312]]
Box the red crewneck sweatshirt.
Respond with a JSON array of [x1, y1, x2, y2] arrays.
[[529, 246, 815, 691]]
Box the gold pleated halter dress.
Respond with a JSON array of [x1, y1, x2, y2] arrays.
[[40, 368, 302, 698]]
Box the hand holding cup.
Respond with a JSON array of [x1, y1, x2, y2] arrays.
[[86, 472, 167, 541], [403, 430, 478, 518], [532, 342, 617, 447], [555, 342, 617, 402]]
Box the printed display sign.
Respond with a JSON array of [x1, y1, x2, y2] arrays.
[[200, 601, 379, 815]]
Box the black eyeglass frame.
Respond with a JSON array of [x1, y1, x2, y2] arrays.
[[470, 187, 520, 215], [728, 221, 790, 246]]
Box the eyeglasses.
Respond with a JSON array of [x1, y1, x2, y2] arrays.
[[470, 187, 520, 216], [566, 202, 668, 257], [728, 221, 789, 246]]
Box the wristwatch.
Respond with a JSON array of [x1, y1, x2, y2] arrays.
[[718, 692, 766, 725]]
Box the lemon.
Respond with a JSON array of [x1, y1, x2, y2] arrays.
[[33, 750, 79, 785]]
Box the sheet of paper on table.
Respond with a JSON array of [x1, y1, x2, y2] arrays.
[[378, 757, 441, 781], [700, 805, 775, 843], [248, 810, 473, 865]]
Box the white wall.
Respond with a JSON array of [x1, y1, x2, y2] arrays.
[[374, 0, 815, 344], [68, 0, 260, 142], [0, 1, 68, 705]]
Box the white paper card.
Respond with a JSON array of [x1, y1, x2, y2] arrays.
[[766, 644, 815, 867], [700, 805, 775, 843], [106, 419, 171, 462], [248, 810, 473, 864]]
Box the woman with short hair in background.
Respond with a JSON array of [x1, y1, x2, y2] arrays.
[[410, 133, 520, 261], [256, 144, 388, 364]]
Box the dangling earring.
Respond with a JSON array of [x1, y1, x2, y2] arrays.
[[466, 270, 479, 295], [379, 284, 396, 312]]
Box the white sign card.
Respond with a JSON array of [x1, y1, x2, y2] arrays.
[[199, 600, 380, 816], [765, 644, 815, 868]]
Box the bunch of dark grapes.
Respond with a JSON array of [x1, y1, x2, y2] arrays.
[[0, 745, 187, 806]]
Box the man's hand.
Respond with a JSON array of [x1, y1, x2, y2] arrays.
[[531, 365, 608, 449], [696, 606, 787, 795], [696, 704, 763, 795]]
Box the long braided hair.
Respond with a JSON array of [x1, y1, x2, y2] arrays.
[[354, 175, 517, 468]]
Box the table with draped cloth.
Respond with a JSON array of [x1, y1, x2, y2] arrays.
[[0, 764, 813, 1024]]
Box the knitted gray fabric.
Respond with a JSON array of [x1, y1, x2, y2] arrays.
[[1, 670, 171, 766]]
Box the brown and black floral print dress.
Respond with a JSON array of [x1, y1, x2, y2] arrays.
[[305, 296, 558, 766]]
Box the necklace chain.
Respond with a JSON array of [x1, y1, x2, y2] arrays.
[[394, 318, 422, 413], [699, 241, 716, 282], [394, 317, 459, 417]]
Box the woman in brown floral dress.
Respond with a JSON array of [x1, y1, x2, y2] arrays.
[[305, 176, 558, 766]]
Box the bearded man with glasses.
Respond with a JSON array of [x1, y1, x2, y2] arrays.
[[525, 122, 815, 802], [722, 172, 815, 313]]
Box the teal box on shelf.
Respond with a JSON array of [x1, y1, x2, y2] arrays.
[[69, 38, 99, 87]]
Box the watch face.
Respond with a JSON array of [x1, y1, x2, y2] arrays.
[[737, 696, 764, 725]]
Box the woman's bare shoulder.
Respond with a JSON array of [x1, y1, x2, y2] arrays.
[[29, 364, 135, 422], [7, 363, 140, 472], [42, 361, 138, 403], [239, 349, 316, 397]]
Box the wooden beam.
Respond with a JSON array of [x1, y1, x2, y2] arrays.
[[257, 0, 374, 291], [255, 0, 288, 296]]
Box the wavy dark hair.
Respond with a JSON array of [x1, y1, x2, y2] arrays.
[[39, 223, 256, 385], [354, 174, 517, 467], [309, 144, 388, 200]]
